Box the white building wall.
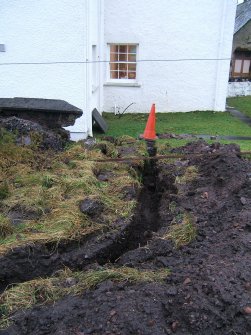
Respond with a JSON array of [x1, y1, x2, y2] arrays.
[[103, 0, 236, 113], [0, 0, 104, 138]]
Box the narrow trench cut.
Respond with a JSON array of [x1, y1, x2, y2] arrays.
[[97, 156, 163, 265]]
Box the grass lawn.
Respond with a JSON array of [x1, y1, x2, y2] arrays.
[[94, 111, 251, 151], [227, 96, 251, 118]]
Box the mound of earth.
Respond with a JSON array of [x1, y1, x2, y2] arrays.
[[0, 117, 69, 150], [1, 141, 251, 335]]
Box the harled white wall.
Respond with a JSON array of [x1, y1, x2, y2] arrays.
[[0, 0, 88, 135], [103, 0, 237, 113]]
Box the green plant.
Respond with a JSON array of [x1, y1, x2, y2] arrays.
[[30, 131, 43, 148], [0, 182, 10, 200], [94, 141, 119, 158], [116, 135, 137, 145], [0, 215, 13, 239], [0, 128, 16, 144], [42, 176, 54, 189], [176, 166, 199, 184], [67, 160, 77, 169], [163, 212, 197, 248]]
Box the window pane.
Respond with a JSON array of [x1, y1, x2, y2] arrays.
[[234, 60, 242, 73], [119, 63, 128, 78], [119, 45, 127, 53], [110, 71, 118, 79], [128, 72, 136, 79], [119, 53, 127, 62], [119, 62, 127, 70], [110, 52, 118, 62], [128, 54, 136, 62], [110, 62, 118, 71], [119, 71, 128, 79], [243, 60, 250, 74], [110, 45, 119, 53], [128, 45, 136, 53], [128, 64, 136, 71]]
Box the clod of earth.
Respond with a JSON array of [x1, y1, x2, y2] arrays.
[[0, 140, 251, 335], [79, 198, 104, 217]]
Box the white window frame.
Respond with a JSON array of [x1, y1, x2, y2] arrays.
[[106, 43, 140, 86]]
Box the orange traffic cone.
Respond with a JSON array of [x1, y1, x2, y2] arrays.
[[143, 104, 157, 140]]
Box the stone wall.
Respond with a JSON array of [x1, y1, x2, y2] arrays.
[[228, 81, 251, 97]]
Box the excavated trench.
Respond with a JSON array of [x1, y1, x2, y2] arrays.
[[0, 155, 167, 292], [97, 158, 163, 265], [3, 142, 251, 335]]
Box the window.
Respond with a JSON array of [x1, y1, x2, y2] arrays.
[[231, 50, 251, 80], [109, 44, 137, 80], [233, 59, 251, 77]]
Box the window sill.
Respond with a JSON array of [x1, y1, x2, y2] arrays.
[[104, 82, 141, 88]]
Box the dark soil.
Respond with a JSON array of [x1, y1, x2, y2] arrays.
[[2, 141, 251, 335], [0, 117, 69, 150]]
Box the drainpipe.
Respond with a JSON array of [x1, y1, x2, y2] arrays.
[[85, 0, 92, 137], [98, 0, 104, 115], [214, 0, 227, 111]]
